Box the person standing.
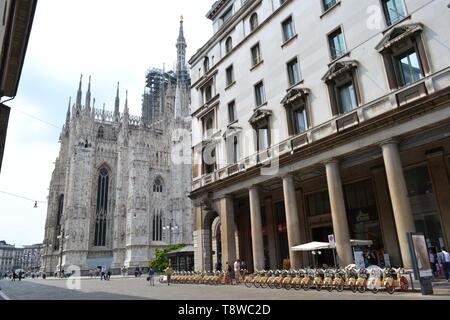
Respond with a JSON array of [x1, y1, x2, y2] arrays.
[[224, 262, 232, 285], [440, 247, 450, 281], [148, 267, 156, 286], [106, 266, 112, 280], [233, 260, 241, 285], [165, 263, 173, 286]]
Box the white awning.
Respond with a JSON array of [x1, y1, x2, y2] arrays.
[[292, 242, 331, 252], [292, 239, 373, 251]]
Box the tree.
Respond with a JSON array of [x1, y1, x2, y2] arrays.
[[148, 243, 185, 271]]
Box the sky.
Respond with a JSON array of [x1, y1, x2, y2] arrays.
[[0, 0, 212, 247]]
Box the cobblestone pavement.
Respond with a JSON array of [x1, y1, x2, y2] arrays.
[[0, 277, 449, 300]]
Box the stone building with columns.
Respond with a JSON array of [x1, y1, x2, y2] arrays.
[[42, 19, 192, 275], [189, 0, 450, 272]]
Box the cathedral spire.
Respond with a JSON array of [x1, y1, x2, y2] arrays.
[[115, 82, 120, 115], [66, 97, 71, 125], [176, 16, 187, 85], [124, 90, 129, 114], [76, 74, 83, 109], [85, 76, 91, 110]]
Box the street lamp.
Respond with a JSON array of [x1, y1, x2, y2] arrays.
[[163, 220, 179, 246], [56, 229, 69, 278]]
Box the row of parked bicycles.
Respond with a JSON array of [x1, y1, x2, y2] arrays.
[[242, 266, 410, 294], [170, 266, 410, 294]]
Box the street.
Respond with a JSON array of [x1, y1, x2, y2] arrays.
[[0, 277, 449, 300]]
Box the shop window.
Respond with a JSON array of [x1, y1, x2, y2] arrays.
[[306, 191, 331, 217], [274, 202, 289, 268], [343, 180, 383, 252], [405, 166, 444, 251]]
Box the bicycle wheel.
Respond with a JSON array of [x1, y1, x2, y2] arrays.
[[386, 283, 395, 295]]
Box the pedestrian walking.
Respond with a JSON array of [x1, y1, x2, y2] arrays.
[[148, 267, 156, 286], [240, 260, 247, 279], [101, 266, 106, 280], [233, 259, 241, 284], [429, 250, 437, 277], [215, 260, 222, 272], [165, 262, 173, 286], [106, 266, 112, 280], [121, 266, 126, 277], [440, 247, 450, 281]]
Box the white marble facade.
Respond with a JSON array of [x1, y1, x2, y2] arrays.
[[42, 20, 192, 275]]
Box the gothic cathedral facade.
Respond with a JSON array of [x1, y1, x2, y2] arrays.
[[42, 19, 192, 275]]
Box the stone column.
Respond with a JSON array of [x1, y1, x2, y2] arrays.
[[264, 197, 278, 270], [218, 196, 237, 266], [381, 141, 415, 269], [282, 175, 302, 269], [325, 160, 353, 266], [296, 188, 309, 266], [426, 150, 450, 248], [249, 186, 265, 271], [371, 166, 401, 266], [193, 205, 204, 272]]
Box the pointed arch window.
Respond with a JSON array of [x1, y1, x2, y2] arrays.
[[153, 177, 163, 193], [94, 168, 109, 247], [97, 126, 104, 139], [54, 194, 64, 250], [152, 210, 163, 241]]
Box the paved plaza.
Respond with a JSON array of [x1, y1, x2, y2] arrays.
[[0, 277, 449, 300]]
